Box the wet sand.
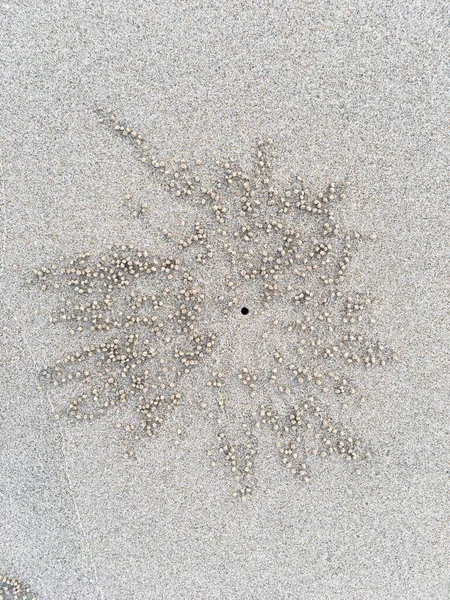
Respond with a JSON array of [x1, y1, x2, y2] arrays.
[[1, 1, 448, 599]]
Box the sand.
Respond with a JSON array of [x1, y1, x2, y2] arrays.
[[1, 1, 449, 599]]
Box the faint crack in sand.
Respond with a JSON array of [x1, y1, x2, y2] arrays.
[[8, 308, 105, 600]]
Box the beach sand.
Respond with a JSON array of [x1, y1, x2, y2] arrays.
[[1, 1, 448, 599]]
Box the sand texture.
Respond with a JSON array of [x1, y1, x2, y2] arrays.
[[1, 1, 449, 599]]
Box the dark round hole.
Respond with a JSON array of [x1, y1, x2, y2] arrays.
[[241, 307, 249, 315]]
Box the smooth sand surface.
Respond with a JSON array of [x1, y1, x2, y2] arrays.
[[1, 1, 449, 599]]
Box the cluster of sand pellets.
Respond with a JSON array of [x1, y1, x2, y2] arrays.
[[30, 107, 394, 497], [0, 575, 39, 600]]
